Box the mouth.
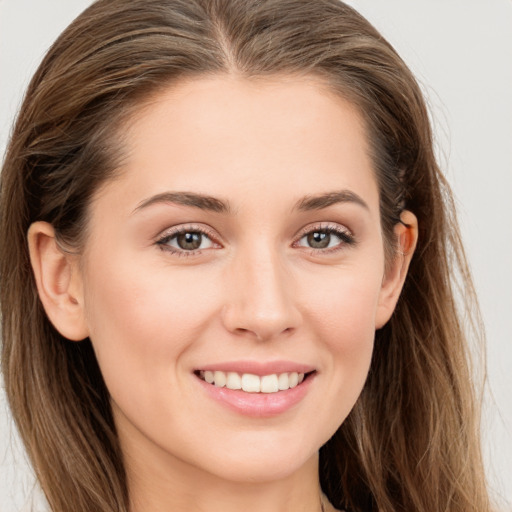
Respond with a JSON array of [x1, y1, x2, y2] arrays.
[[194, 364, 317, 417], [194, 370, 316, 393]]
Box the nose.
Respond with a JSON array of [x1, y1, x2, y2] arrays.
[[221, 247, 302, 341]]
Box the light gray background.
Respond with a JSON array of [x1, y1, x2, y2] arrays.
[[1, 1, 511, 511]]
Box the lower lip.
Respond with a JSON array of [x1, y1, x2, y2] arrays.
[[196, 373, 315, 418]]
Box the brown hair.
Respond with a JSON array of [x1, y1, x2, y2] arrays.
[[0, 1, 491, 511]]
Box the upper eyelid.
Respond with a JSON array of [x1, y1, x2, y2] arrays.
[[155, 225, 221, 256], [294, 221, 353, 239], [156, 223, 220, 242]]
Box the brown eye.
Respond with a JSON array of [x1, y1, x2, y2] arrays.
[[307, 231, 331, 249], [296, 226, 355, 251], [176, 232, 203, 250], [158, 230, 215, 252]]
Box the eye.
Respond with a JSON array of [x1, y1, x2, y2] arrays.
[[295, 225, 355, 251], [157, 228, 216, 253]]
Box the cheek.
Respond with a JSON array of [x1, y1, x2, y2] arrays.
[[300, 266, 381, 401], [81, 259, 219, 399], [302, 263, 382, 341]]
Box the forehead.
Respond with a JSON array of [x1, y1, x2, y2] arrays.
[[95, 74, 379, 216]]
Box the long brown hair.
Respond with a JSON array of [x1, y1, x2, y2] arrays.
[[0, 1, 490, 511]]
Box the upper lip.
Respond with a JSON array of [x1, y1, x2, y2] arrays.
[[195, 360, 316, 376]]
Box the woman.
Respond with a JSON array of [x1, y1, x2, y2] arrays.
[[0, 0, 492, 511]]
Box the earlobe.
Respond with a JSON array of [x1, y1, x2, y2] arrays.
[[27, 221, 89, 341], [375, 210, 418, 329]]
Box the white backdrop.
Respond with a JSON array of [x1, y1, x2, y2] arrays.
[[0, 1, 511, 510]]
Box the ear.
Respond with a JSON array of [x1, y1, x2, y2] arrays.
[[27, 221, 89, 341], [375, 210, 418, 329]]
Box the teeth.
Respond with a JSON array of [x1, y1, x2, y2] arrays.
[[226, 372, 242, 390], [241, 373, 260, 392], [278, 373, 289, 390], [260, 374, 279, 393], [289, 372, 299, 388], [199, 371, 306, 393], [213, 370, 226, 387]]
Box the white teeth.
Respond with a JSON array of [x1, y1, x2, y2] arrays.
[[214, 370, 226, 387], [199, 370, 308, 393], [278, 373, 289, 390], [260, 374, 279, 393], [226, 372, 242, 390], [241, 373, 261, 393]]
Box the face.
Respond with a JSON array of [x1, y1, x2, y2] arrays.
[[73, 76, 405, 485]]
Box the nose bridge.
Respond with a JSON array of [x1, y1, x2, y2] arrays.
[[222, 242, 300, 340]]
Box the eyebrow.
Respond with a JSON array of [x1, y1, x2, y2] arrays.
[[294, 190, 369, 212], [133, 191, 231, 214], [133, 189, 368, 216]]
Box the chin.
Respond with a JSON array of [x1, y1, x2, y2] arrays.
[[204, 452, 315, 484], [187, 432, 321, 484]]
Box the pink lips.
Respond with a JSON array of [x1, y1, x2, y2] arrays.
[[195, 360, 316, 418], [196, 360, 316, 376]]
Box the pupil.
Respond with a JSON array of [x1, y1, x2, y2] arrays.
[[307, 231, 330, 248], [177, 232, 202, 250]]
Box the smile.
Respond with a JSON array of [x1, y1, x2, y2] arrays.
[[194, 362, 317, 417], [197, 370, 308, 393]]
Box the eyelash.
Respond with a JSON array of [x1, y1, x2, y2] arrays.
[[156, 224, 219, 257], [155, 223, 356, 257], [293, 223, 356, 255]]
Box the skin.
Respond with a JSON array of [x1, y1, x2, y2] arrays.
[[28, 75, 417, 512]]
